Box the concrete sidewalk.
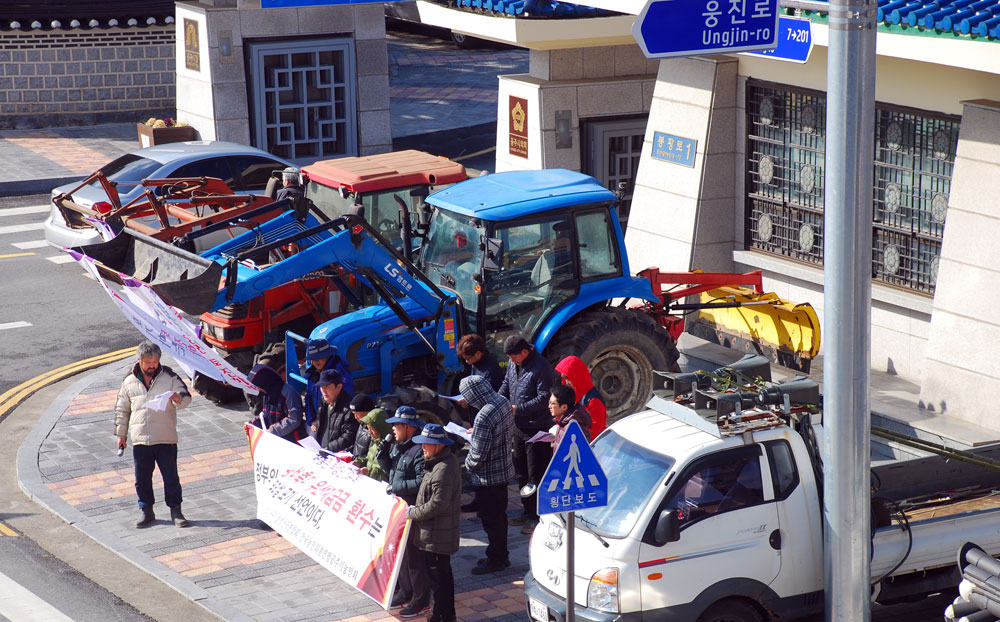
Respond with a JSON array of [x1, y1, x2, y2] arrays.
[[0, 31, 525, 197], [16, 356, 532, 622]]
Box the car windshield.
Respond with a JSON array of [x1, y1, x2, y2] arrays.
[[576, 430, 675, 538], [420, 208, 484, 313], [89, 154, 162, 192]]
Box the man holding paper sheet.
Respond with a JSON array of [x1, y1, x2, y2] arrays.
[[115, 341, 192, 529]]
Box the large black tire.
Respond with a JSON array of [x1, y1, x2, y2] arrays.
[[546, 308, 680, 425], [697, 598, 767, 622]]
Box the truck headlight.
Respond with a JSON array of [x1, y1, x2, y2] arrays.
[[587, 568, 619, 613]]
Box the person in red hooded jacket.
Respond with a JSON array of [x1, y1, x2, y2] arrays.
[[554, 355, 607, 437]]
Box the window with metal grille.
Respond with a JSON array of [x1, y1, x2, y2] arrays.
[[745, 80, 958, 295]]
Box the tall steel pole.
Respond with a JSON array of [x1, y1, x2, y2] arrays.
[[823, 0, 877, 618]]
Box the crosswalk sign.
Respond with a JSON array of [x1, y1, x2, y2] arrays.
[[537, 421, 608, 515]]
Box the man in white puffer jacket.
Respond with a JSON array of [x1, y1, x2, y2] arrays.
[[115, 341, 192, 528]]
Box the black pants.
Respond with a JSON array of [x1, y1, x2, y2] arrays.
[[512, 426, 551, 519], [425, 551, 454, 620], [397, 528, 430, 605], [133, 443, 182, 509], [476, 483, 509, 563]]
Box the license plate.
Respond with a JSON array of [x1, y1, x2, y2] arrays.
[[528, 597, 548, 622]]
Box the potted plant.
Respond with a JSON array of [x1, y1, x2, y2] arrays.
[[137, 117, 196, 148]]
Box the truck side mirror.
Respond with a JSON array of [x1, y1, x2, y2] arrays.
[[653, 509, 680, 546], [483, 237, 504, 271]]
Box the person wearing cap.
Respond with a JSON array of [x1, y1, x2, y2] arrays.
[[314, 369, 357, 453], [408, 424, 461, 622], [356, 408, 391, 482], [349, 393, 376, 462], [498, 334, 556, 535], [380, 405, 430, 616], [246, 363, 306, 443], [274, 166, 303, 203], [302, 337, 353, 435], [460, 374, 515, 575]]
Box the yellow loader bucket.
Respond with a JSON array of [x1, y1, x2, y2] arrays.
[[687, 285, 821, 373]]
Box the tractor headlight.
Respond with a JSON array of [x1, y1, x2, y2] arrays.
[[587, 567, 619, 613]]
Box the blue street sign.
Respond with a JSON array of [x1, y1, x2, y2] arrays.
[[537, 421, 608, 515], [632, 0, 780, 59], [651, 132, 697, 167], [746, 17, 813, 63]]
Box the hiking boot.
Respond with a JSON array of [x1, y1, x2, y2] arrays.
[[471, 558, 508, 575], [521, 519, 539, 535], [170, 505, 189, 528], [399, 601, 431, 618], [475, 557, 510, 569], [136, 506, 155, 528]]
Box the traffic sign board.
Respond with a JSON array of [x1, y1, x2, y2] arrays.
[[537, 421, 608, 515], [746, 17, 813, 63], [632, 0, 780, 59]]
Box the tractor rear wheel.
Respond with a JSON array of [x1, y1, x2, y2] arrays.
[[546, 308, 680, 425]]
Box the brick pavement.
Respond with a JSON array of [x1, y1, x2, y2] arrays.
[[23, 357, 535, 622]]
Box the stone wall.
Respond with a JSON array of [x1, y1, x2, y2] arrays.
[[0, 27, 175, 129]]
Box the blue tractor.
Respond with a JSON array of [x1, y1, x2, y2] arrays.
[[76, 169, 680, 422]]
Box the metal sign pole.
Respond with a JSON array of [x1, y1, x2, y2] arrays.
[[823, 0, 876, 618], [566, 511, 575, 622]]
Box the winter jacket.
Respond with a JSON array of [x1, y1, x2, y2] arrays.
[[498, 348, 555, 432], [115, 364, 192, 446], [357, 408, 391, 482], [408, 450, 461, 556], [469, 352, 504, 392], [352, 419, 371, 461], [555, 355, 607, 437], [381, 437, 425, 505], [554, 403, 592, 448], [304, 356, 354, 427], [247, 365, 306, 443], [315, 390, 356, 453], [461, 375, 515, 487]]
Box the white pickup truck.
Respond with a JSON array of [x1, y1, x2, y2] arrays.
[[524, 368, 1000, 622]]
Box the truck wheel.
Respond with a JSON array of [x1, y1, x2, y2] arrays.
[[698, 599, 767, 622], [546, 308, 680, 424]]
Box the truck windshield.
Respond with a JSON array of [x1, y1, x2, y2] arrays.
[[576, 430, 675, 538], [420, 209, 484, 320]]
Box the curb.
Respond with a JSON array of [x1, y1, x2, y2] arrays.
[[15, 358, 251, 622], [0, 175, 83, 198]]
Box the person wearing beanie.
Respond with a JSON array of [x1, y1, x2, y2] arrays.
[[314, 369, 357, 453]]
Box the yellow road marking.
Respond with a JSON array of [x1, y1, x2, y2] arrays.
[[0, 252, 35, 259], [0, 346, 137, 419], [0, 522, 17, 537]]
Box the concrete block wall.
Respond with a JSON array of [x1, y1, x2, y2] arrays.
[[919, 99, 1000, 430], [495, 44, 656, 173], [624, 55, 739, 275], [175, 2, 391, 155], [0, 28, 175, 129]]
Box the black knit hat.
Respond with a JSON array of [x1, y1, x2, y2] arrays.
[[350, 393, 375, 412]]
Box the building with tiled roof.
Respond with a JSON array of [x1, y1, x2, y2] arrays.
[[0, 1, 175, 31]]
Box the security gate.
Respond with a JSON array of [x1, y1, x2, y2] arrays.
[[583, 116, 648, 232], [247, 38, 357, 162]]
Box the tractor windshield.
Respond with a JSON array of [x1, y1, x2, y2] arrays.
[[420, 209, 484, 328], [307, 182, 428, 249]]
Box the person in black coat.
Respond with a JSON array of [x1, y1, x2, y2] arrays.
[[349, 393, 375, 461], [314, 369, 356, 453], [498, 334, 555, 534], [457, 333, 503, 391]]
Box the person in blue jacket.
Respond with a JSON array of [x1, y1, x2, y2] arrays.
[[302, 338, 353, 435], [247, 364, 306, 443]]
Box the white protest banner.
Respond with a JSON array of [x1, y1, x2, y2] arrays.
[[70, 251, 258, 394], [247, 424, 409, 608]]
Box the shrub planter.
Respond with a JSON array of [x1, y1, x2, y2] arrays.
[[137, 123, 196, 148]]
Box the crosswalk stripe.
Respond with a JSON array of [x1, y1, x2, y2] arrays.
[[0, 570, 75, 621], [0, 322, 32, 331], [45, 255, 75, 265], [0, 205, 49, 217], [11, 240, 49, 250], [0, 223, 44, 235], [0, 522, 16, 537]]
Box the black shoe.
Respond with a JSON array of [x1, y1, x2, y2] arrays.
[[475, 557, 511, 568], [471, 558, 507, 575], [399, 601, 431, 618], [136, 507, 155, 528], [427, 615, 457, 622], [170, 505, 189, 528], [390, 592, 410, 609], [508, 514, 530, 526], [460, 501, 480, 513]]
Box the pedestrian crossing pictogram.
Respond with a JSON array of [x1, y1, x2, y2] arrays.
[[537, 421, 607, 515]]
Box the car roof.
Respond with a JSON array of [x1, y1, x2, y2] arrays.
[[131, 141, 290, 166], [425, 169, 616, 221]]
